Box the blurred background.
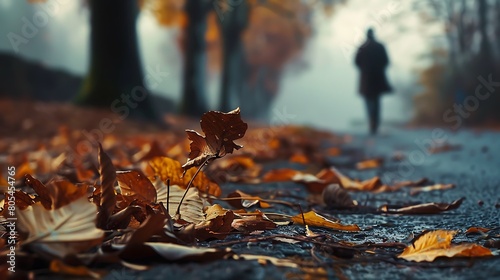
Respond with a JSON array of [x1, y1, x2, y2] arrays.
[[0, 0, 499, 132]]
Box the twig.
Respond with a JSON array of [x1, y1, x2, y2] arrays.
[[176, 155, 216, 218]]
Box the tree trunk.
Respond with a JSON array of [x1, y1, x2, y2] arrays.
[[240, 66, 279, 121], [179, 0, 211, 117], [219, 1, 250, 112], [75, 0, 157, 121]]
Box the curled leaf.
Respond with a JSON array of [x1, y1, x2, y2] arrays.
[[97, 143, 117, 228], [291, 211, 360, 232], [25, 174, 52, 210], [379, 198, 464, 215], [398, 230, 492, 262], [182, 108, 248, 170]]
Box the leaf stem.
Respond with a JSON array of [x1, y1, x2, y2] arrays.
[[175, 155, 216, 218]]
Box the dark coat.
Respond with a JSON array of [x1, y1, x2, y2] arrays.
[[355, 39, 392, 96]]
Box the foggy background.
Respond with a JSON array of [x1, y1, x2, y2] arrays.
[[1, 0, 497, 131]]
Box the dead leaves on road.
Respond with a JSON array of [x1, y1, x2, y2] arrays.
[[2, 106, 495, 279], [398, 230, 492, 262]]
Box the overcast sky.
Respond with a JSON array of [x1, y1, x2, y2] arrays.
[[0, 0, 443, 132]]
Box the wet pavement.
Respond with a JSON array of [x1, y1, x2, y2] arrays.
[[104, 127, 500, 280]]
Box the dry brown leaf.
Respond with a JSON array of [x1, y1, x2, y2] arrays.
[[392, 178, 429, 188], [356, 158, 383, 170], [465, 227, 491, 235], [182, 108, 248, 170], [195, 204, 234, 241], [210, 155, 262, 183], [97, 143, 117, 229], [398, 230, 492, 262], [116, 170, 157, 203], [235, 254, 298, 268], [262, 168, 300, 182], [46, 180, 88, 209], [118, 242, 233, 263], [25, 174, 52, 210], [291, 211, 360, 232], [379, 198, 464, 214], [226, 190, 271, 209], [132, 140, 166, 162], [409, 184, 455, 196], [428, 143, 461, 154], [231, 213, 277, 232], [327, 168, 383, 192], [292, 172, 330, 193], [289, 153, 309, 164], [13, 191, 34, 210]]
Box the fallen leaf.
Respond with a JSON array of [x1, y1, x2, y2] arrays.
[[46, 180, 88, 209], [409, 184, 455, 196], [392, 178, 429, 188], [292, 172, 329, 193], [398, 230, 492, 262], [155, 180, 205, 224], [262, 168, 299, 182], [379, 198, 464, 214], [231, 211, 277, 232], [226, 190, 271, 209], [149, 157, 221, 197], [132, 140, 166, 162], [25, 174, 52, 210], [428, 143, 461, 154], [289, 153, 309, 164], [16, 196, 104, 258], [116, 170, 157, 203], [291, 211, 360, 232], [117, 213, 232, 263], [235, 254, 298, 268], [210, 155, 262, 183], [465, 227, 491, 235], [121, 242, 232, 263], [13, 191, 34, 210], [96, 143, 117, 229], [356, 158, 383, 170], [195, 204, 235, 241], [182, 108, 248, 170]]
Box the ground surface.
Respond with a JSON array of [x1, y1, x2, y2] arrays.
[[105, 128, 500, 280], [1, 101, 499, 280]]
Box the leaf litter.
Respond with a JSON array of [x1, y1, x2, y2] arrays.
[[0, 106, 497, 278]]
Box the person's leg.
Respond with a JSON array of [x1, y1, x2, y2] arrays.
[[372, 95, 381, 134], [364, 96, 378, 134]]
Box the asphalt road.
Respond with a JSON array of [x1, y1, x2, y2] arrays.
[[103, 127, 500, 280]]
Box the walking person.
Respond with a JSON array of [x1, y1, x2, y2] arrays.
[[355, 28, 392, 135]]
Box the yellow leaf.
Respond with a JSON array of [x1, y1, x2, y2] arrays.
[[149, 157, 221, 197], [291, 211, 360, 232], [398, 230, 492, 262]]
